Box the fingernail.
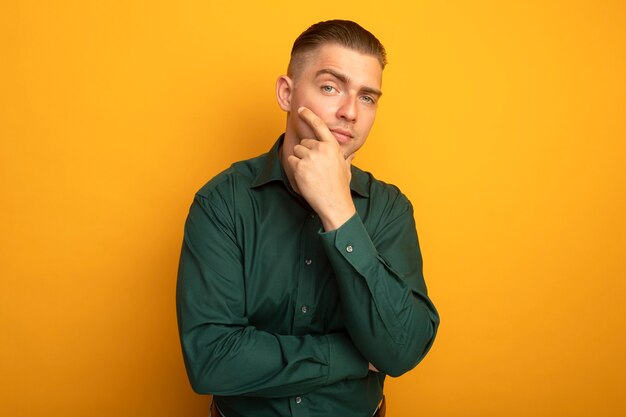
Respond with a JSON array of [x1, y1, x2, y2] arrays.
[[297, 106, 305, 113]]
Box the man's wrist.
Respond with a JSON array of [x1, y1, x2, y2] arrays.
[[319, 205, 356, 232]]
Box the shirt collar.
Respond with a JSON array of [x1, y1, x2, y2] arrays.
[[250, 134, 285, 188], [251, 134, 370, 198]]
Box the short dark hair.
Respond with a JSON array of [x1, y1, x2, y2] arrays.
[[288, 20, 387, 76]]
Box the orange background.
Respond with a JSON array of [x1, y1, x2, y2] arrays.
[[1, 1, 625, 416]]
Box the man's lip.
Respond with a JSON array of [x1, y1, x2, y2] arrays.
[[330, 128, 353, 137], [329, 129, 353, 143]]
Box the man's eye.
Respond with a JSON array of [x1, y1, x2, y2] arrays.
[[360, 96, 375, 104], [321, 85, 336, 93]]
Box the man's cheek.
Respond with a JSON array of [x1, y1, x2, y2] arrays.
[[296, 118, 318, 140]]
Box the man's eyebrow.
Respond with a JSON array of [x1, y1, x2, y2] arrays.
[[315, 68, 383, 97], [316, 68, 348, 84], [361, 86, 383, 98]]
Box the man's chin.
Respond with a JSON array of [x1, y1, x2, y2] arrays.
[[341, 146, 357, 161]]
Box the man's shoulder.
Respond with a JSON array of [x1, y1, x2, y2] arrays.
[[352, 165, 411, 207], [195, 152, 269, 199]]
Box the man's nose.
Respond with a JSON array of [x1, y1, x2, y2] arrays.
[[337, 94, 358, 122]]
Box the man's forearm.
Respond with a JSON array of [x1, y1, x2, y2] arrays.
[[178, 320, 369, 396], [320, 210, 439, 376]]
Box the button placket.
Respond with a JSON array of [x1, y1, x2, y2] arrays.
[[292, 212, 319, 334]]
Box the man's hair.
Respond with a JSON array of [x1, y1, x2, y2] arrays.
[[287, 20, 387, 77]]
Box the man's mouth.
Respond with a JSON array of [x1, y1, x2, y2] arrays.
[[329, 128, 353, 144]]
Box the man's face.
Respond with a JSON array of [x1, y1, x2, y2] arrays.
[[282, 43, 383, 158]]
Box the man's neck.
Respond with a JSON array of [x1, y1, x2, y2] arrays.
[[278, 140, 301, 195]]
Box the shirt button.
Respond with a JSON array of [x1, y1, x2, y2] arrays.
[[301, 305, 308, 314], [305, 259, 312, 266], [346, 245, 353, 253], [295, 396, 302, 404]]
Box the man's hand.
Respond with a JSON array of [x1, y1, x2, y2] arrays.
[[286, 107, 356, 231]]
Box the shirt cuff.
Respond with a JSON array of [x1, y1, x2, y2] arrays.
[[319, 213, 381, 276], [326, 332, 369, 383]]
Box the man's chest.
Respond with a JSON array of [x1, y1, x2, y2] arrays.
[[233, 190, 344, 335]]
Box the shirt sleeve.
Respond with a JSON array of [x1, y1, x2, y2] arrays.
[[176, 192, 369, 397], [319, 195, 439, 377]]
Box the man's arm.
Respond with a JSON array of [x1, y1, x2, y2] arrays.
[[176, 191, 369, 397], [288, 107, 439, 377], [319, 200, 439, 377]]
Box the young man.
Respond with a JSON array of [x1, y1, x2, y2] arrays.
[[177, 20, 439, 417]]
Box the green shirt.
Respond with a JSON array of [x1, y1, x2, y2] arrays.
[[177, 135, 439, 417]]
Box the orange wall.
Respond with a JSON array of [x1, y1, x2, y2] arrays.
[[1, 1, 625, 416]]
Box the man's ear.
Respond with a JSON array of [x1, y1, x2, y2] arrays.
[[276, 75, 293, 112]]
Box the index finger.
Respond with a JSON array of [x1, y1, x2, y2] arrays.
[[297, 106, 334, 143]]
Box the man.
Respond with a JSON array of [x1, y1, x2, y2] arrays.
[[177, 20, 439, 417]]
